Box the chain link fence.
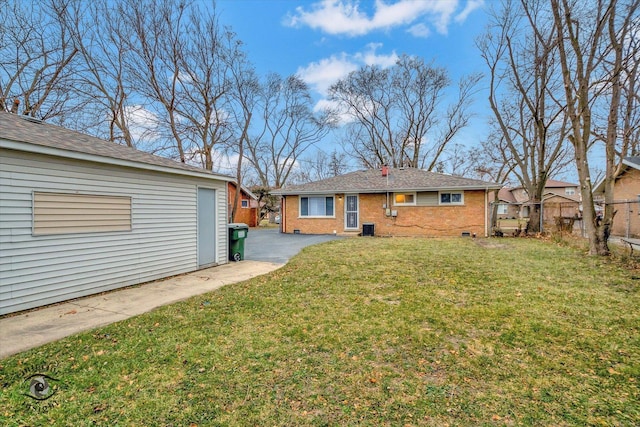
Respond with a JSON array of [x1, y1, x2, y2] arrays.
[[490, 198, 640, 238]]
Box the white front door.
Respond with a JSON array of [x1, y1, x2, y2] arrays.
[[345, 194, 359, 230]]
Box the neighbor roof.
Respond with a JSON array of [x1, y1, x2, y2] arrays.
[[0, 112, 232, 181], [512, 179, 578, 191], [272, 168, 501, 195], [543, 179, 579, 188], [623, 156, 640, 169], [494, 187, 517, 203]]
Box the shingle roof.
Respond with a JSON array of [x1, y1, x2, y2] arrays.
[[497, 187, 517, 203], [623, 156, 640, 169], [0, 112, 231, 180], [544, 179, 579, 188], [273, 168, 501, 195]]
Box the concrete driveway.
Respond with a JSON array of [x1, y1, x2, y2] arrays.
[[244, 228, 343, 264]]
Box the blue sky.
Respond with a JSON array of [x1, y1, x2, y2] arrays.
[[214, 0, 581, 182], [217, 0, 488, 100]]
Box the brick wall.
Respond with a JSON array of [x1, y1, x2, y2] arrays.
[[227, 183, 258, 227], [282, 190, 488, 237], [611, 168, 640, 238]]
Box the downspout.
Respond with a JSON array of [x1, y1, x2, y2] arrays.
[[626, 200, 631, 238], [281, 196, 286, 233], [485, 189, 489, 237]]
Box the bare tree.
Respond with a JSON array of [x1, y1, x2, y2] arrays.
[[224, 32, 259, 222], [592, 13, 640, 161], [618, 26, 640, 158], [478, 0, 572, 233], [123, 0, 191, 163], [551, 0, 639, 255], [292, 149, 350, 183], [470, 127, 518, 231], [0, 0, 80, 120], [61, 0, 140, 147], [245, 73, 332, 188], [122, 0, 249, 170], [328, 54, 480, 170]]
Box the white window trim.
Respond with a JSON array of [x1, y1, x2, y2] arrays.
[[299, 195, 336, 218], [439, 191, 464, 206], [393, 192, 417, 206], [241, 199, 249, 208], [497, 203, 508, 214]]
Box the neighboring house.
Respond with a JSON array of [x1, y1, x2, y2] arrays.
[[0, 112, 232, 315], [272, 167, 501, 237], [593, 156, 640, 238], [493, 187, 520, 219], [491, 180, 581, 230], [227, 182, 259, 227]]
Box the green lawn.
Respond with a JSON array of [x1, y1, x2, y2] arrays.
[[1, 238, 639, 426]]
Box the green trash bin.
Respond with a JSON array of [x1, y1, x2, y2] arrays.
[[228, 223, 249, 262]]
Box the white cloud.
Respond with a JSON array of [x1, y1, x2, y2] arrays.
[[124, 105, 159, 142], [313, 98, 355, 125], [296, 53, 359, 95], [297, 43, 400, 126], [355, 42, 398, 67], [296, 43, 398, 95], [407, 23, 431, 38], [285, 0, 462, 37], [455, 0, 484, 24]]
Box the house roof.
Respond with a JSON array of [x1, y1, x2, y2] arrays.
[[497, 187, 517, 203], [512, 179, 578, 191], [228, 181, 259, 200], [0, 112, 233, 182], [272, 168, 501, 195], [544, 179, 578, 188], [541, 192, 581, 203], [623, 156, 640, 169]]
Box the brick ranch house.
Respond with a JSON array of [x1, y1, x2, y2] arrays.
[[272, 167, 502, 237]]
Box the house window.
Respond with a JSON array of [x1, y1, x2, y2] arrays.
[[439, 192, 463, 205], [394, 193, 416, 205], [565, 188, 576, 196], [33, 192, 132, 235], [300, 196, 334, 217], [497, 204, 508, 215], [241, 199, 249, 208]]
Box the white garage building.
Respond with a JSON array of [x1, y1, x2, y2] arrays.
[[0, 112, 231, 315]]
